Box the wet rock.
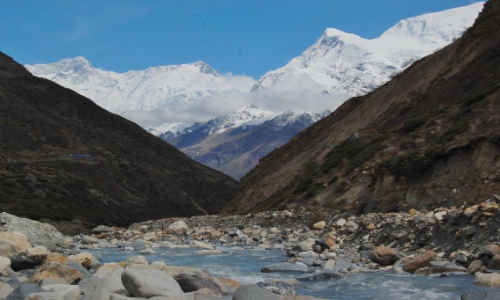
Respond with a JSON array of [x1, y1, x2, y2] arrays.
[[467, 260, 484, 274], [10, 256, 37, 271], [140, 248, 156, 255], [190, 241, 214, 250], [126, 256, 148, 266], [369, 246, 399, 266], [474, 273, 500, 287], [297, 271, 340, 281], [261, 263, 308, 273], [461, 290, 500, 300], [121, 268, 185, 299], [403, 251, 436, 273], [257, 281, 296, 295], [233, 284, 281, 300]]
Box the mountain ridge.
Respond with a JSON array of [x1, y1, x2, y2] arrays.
[[223, 0, 499, 215], [0, 52, 238, 233]]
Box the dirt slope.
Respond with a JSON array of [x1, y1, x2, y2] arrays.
[[0, 52, 238, 233], [224, 0, 500, 214]]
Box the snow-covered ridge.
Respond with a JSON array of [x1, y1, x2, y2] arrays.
[[25, 58, 253, 114], [253, 2, 484, 95]]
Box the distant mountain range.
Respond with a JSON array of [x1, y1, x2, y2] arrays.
[[25, 3, 484, 179], [253, 3, 485, 95]]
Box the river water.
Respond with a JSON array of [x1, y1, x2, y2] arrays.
[[90, 246, 491, 300]]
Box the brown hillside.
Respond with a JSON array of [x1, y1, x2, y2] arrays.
[[224, 0, 500, 214], [0, 52, 237, 233]]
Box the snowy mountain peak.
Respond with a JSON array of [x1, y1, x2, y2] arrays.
[[253, 3, 484, 95], [26, 58, 255, 114], [206, 104, 275, 134]]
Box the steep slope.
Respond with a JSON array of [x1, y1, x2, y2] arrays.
[[170, 110, 330, 179], [253, 3, 484, 96], [224, 0, 499, 214], [0, 52, 238, 233], [25, 58, 252, 114]]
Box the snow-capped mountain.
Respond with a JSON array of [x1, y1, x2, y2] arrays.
[[166, 108, 331, 179], [252, 3, 484, 95], [25, 57, 253, 114]]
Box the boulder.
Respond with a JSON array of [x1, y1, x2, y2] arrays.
[[91, 226, 116, 234], [69, 252, 93, 269], [126, 256, 148, 266], [312, 222, 326, 230], [474, 273, 500, 287], [140, 248, 156, 255], [257, 281, 296, 296], [323, 260, 336, 271], [94, 263, 123, 278], [369, 246, 399, 266], [185, 288, 218, 300], [0, 282, 14, 299], [190, 241, 214, 250], [6, 283, 45, 300], [487, 255, 500, 270], [197, 250, 222, 255], [483, 245, 500, 257], [25, 292, 64, 300], [461, 290, 500, 300], [345, 221, 359, 234], [175, 273, 222, 295], [30, 262, 84, 285], [467, 260, 484, 274], [402, 251, 436, 273], [121, 268, 185, 299], [0, 231, 31, 257], [78, 268, 126, 300], [261, 263, 308, 273], [168, 221, 188, 233], [0, 213, 64, 248], [233, 284, 281, 300], [0, 256, 11, 271], [42, 285, 80, 300]]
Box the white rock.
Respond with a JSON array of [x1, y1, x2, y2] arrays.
[[189, 241, 214, 250], [43, 284, 81, 300], [121, 268, 186, 299]]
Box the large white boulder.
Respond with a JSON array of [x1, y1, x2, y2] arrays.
[[121, 269, 186, 299]]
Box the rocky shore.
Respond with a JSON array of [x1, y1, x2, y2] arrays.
[[1, 198, 500, 300]]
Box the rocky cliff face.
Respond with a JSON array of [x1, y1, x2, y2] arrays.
[[224, 0, 500, 215], [0, 52, 237, 233]]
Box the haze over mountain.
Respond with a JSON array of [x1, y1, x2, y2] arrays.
[[24, 3, 484, 180], [223, 0, 499, 216], [0, 52, 237, 233]]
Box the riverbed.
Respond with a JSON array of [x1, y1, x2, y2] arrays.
[[90, 246, 489, 300]]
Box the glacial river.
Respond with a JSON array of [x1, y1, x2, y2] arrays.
[[91, 246, 490, 300]]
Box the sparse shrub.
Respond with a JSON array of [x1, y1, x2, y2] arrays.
[[402, 115, 430, 132], [307, 212, 326, 228]]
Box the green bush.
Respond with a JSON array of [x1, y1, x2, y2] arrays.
[[402, 115, 430, 132], [322, 134, 388, 174]]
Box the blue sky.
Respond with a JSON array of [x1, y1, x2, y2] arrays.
[[1, 0, 482, 78]]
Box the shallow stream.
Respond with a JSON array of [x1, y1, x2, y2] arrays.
[[91, 246, 490, 300]]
